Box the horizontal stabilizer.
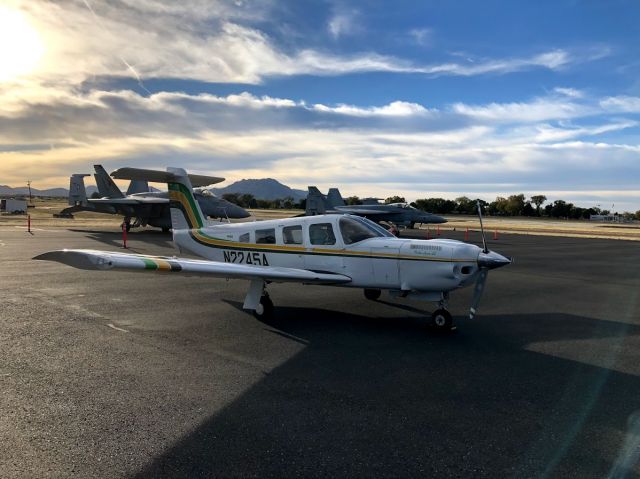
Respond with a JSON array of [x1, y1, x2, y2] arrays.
[[111, 167, 225, 187], [34, 250, 352, 284]]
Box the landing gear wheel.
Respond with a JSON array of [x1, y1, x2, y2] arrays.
[[430, 308, 453, 331], [364, 288, 382, 300], [252, 294, 274, 319]]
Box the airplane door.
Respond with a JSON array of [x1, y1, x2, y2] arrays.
[[370, 244, 400, 286], [304, 222, 344, 274]]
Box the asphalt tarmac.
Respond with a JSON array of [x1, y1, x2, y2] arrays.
[[1, 226, 639, 478]]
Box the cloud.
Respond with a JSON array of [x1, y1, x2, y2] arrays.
[[1, 86, 639, 209], [451, 97, 593, 123], [5, 0, 587, 94], [600, 96, 640, 113], [327, 7, 360, 39], [408, 28, 433, 47], [553, 87, 584, 98]]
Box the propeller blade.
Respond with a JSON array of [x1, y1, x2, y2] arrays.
[[476, 200, 488, 253], [469, 268, 489, 319]]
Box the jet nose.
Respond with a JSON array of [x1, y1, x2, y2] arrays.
[[477, 250, 512, 270], [425, 215, 447, 224], [235, 205, 251, 218]]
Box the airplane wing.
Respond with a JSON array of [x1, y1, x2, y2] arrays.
[[34, 250, 352, 285], [88, 197, 168, 205]]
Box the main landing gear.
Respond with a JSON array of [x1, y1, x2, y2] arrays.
[[243, 279, 274, 319], [253, 293, 274, 319]]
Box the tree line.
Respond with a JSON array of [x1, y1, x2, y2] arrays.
[[222, 192, 640, 221]]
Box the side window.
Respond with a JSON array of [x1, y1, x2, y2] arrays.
[[282, 225, 303, 245], [309, 223, 336, 245], [255, 228, 276, 244], [239, 232, 250, 243]]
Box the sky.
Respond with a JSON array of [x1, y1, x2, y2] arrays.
[[0, 0, 639, 212]]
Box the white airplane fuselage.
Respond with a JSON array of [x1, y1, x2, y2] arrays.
[[173, 214, 483, 296]]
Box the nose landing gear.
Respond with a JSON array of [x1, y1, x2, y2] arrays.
[[430, 293, 455, 332]]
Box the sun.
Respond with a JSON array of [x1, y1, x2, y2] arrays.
[[0, 6, 44, 82]]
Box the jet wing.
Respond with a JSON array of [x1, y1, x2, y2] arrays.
[[34, 250, 352, 285], [333, 207, 389, 215], [111, 167, 224, 187], [88, 197, 168, 205]]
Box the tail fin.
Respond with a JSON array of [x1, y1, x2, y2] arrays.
[[167, 167, 207, 230], [327, 188, 345, 207], [306, 186, 327, 215], [68, 174, 89, 206], [94, 165, 124, 198], [126, 180, 149, 195]]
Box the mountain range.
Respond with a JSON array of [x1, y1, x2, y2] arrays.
[[0, 178, 307, 201]]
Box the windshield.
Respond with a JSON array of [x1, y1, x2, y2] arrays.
[[339, 215, 393, 244]]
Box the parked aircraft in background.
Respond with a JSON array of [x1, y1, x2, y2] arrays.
[[39, 167, 511, 331], [306, 187, 446, 229], [62, 164, 250, 231]]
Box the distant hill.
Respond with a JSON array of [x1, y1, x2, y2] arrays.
[[0, 185, 98, 197], [213, 178, 307, 201]]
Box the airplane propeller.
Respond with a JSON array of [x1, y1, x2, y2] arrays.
[[469, 201, 511, 319]]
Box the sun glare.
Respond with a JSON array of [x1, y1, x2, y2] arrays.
[[0, 6, 44, 82]]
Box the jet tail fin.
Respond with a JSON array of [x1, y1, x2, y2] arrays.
[[126, 180, 149, 195], [68, 174, 90, 206], [94, 165, 124, 198], [306, 186, 327, 215], [327, 188, 345, 207]]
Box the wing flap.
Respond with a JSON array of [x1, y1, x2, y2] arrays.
[[34, 250, 352, 284]]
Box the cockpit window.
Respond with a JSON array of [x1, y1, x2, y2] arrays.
[[340, 216, 391, 244]]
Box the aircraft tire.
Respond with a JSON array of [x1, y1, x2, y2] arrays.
[[431, 309, 453, 331], [253, 295, 274, 319], [364, 288, 382, 300]]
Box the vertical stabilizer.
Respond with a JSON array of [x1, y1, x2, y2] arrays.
[[327, 188, 345, 207], [94, 165, 124, 198], [126, 180, 149, 195], [68, 174, 90, 206], [306, 186, 327, 215], [167, 167, 206, 230]]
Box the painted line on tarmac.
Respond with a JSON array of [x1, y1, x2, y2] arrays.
[[107, 323, 129, 333]]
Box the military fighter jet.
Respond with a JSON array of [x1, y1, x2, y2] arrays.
[[306, 186, 446, 229], [61, 164, 250, 231], [37, 167, 511, 331]]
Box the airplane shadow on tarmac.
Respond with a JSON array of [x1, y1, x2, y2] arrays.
[[134, 305, 640, 478]]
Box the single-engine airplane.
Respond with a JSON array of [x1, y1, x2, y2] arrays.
[[36, 168, 512, 330]]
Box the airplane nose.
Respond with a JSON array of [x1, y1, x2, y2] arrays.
[[477, 250, 512, 270], [235, 205, 250, 218]]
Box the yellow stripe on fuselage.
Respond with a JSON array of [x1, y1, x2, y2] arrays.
[[190, 229, 469, 263]]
